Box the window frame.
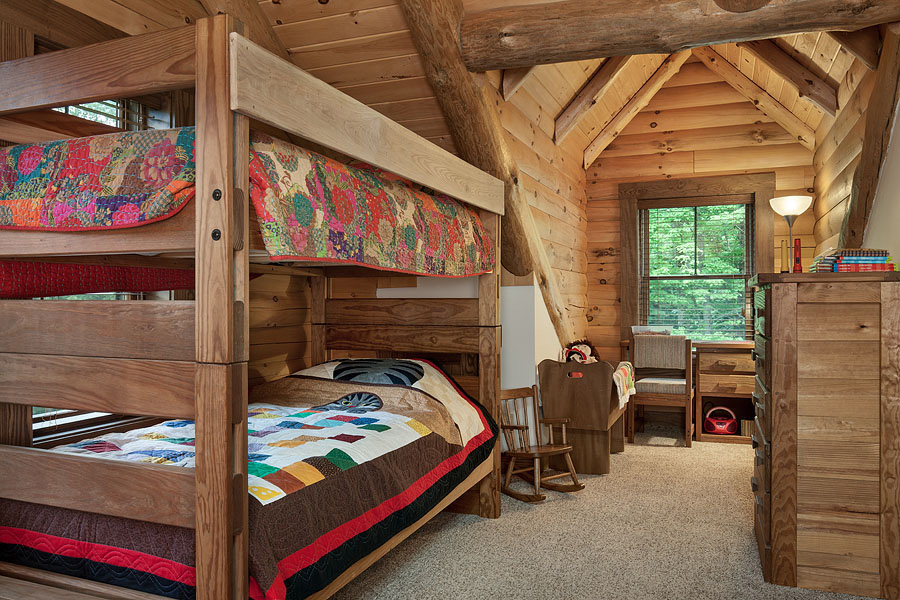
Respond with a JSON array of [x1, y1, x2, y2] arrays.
[[637, 201, 755, 341], [618, 174, 776, 344]]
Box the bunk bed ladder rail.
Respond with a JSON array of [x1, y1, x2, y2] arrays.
[[0, 16, 250, 600]]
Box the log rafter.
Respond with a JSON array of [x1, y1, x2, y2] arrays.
[[827, 27, 883, 71], [501, 66, 536, 100], [693, 45, 816, 151], [737, 38, 838, 116], [459, 0, 900, 71], [555, 55, 635, 145], [583, 51, 692, 169]]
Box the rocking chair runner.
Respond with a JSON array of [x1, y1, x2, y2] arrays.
[[500, 386, 584, 503]]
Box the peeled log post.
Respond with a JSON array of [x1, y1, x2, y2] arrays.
[[459, 0, 900, 71], [398, 0, 576, 346]]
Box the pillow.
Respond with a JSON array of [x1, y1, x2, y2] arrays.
[[294, 358, 484, 445]]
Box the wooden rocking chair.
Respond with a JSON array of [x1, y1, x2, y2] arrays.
[[500, 386, 584, 503]]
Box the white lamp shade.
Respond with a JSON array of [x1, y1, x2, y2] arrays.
[[769, 195, 812, 217]]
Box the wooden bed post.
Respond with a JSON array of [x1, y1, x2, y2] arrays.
[[0, 19, 34, 449], [478, 210, 501, 518], [194, 14, 249, 600]]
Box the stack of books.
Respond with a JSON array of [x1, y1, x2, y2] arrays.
[[810, 248, 896, 273], [740, 419, 754, 437]]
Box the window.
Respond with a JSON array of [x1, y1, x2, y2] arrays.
[[31, 292, 150, 445], [54, 99, 148, 130], [638, 203, 754, 341]]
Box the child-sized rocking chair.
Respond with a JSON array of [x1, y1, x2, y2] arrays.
[[500, 386, 584, 503]]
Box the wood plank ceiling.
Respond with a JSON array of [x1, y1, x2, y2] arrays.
[[14, 1, 861, 177]]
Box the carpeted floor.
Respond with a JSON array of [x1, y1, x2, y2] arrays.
[[335, 424, 869, 600]]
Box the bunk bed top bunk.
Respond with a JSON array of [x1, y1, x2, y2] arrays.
[[0, 15, 504, 600]]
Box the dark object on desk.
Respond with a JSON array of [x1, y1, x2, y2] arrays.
[[499, 385, 584, 504], [627, 335, 694, 447], [538, 360, 627, 475]]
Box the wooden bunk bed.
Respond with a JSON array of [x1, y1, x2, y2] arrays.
[[0, 15, 504, 600]]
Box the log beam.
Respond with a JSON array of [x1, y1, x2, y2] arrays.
[[737, 39, 838, 116], [583, 51, 691, 168], [828, 27, 883, 71], [693, 46, 816, 151], [398, 0, 576, 346], [555, 55, 635, 145], [501, 66, 536, 100], [842, 25, 900, 247], [458, 0, 900, 70]]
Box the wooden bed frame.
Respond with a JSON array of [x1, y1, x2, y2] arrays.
[[0, 15, 504, 600]]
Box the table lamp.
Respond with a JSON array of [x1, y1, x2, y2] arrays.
[[770, 195, 812, 271]]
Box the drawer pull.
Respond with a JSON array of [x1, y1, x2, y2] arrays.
[[751, 476, 759, 493], [751, 350, 758, 361], [751, 434, 759, 449]]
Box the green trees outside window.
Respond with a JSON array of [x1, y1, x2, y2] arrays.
[[639, 203, 753, 341]]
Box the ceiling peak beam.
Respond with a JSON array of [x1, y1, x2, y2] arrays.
[[555, 55, 634, 145], [693, 46, 815, 151], [827, 27, 883, 70], [458, 0, 900, 71], [737, 39, 838, 116], [583, 51, 691, 169], [501, 66, 536, 100]]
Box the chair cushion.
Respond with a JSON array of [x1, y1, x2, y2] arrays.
[[635, 377, 686, 395]]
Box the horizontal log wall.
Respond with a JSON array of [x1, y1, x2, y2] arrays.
[[248, 274, 313, 385], [585, 56, 816, 362], [813, 60, 874, 252], [483, 68, 590, 338]]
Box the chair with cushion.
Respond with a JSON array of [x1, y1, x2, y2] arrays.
[[627, 335, 694, 447], [499, 385, 584, 503]]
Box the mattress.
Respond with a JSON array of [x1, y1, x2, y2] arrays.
[[0, 128, 495, 278], [0, 359, 497, 600]]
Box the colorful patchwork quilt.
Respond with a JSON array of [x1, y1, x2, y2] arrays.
[[0, 360, 497, 600], [0, 128, 195, 230], [247, 132, 495, 277], [0, 128, 496, 277]]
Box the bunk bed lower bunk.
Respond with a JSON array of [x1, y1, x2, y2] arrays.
[[1, 359, 497, 600], [0, 15, 505, 600]]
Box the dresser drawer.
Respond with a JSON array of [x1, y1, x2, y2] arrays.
[[755, 496, 771, 549], [699, 352, 755, 374], [753, 376, 770, 435], [753, 334, 770, 384], [753, 457, 770, 494], [699, 373, 755, 395], [752, 416, 770, 470]]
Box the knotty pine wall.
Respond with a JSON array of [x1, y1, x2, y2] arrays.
[[584, 57, 817, 361], [812, 59, 874, 253], [249, 274, 312, 386], [483, 70, 589, 339]]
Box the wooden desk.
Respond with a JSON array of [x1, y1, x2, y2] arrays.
[[693, 341, 754, 444], [620, 339, 754, 444]]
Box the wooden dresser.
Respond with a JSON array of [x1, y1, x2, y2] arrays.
[[750, 273, 900, 599]]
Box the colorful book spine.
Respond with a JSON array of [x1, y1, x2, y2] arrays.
[[837, 257, 893, 263], [834, 263, 897, 272]]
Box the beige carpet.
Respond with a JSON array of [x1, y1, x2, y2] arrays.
[[334, 424, 870, 600]]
